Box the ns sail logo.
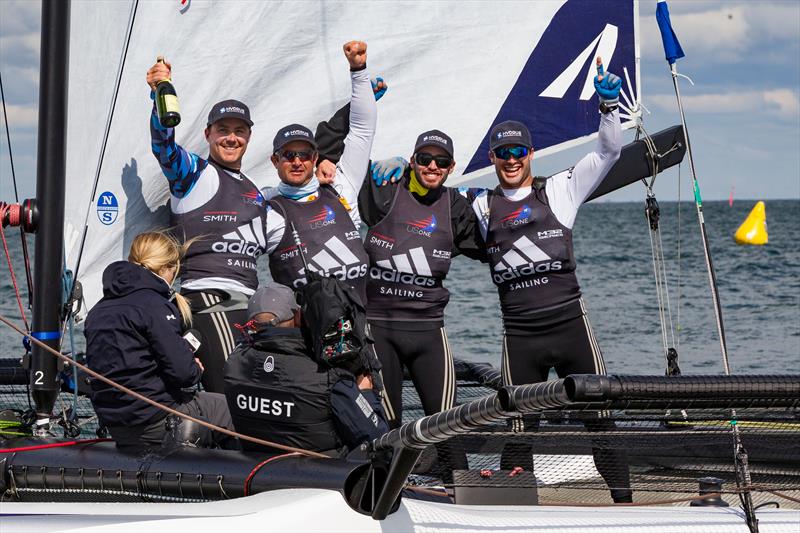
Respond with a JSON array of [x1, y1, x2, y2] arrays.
[[96, 191, 119, 225]]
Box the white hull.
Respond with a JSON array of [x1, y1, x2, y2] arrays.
[[2, 489, 798, 533]]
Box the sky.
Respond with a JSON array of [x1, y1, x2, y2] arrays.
[[1, 0, 798, 203]]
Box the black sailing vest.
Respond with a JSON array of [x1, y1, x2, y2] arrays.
[[268, 186, 369, 303], [223, 328, 342, 454], [485, 186, 580, 316], [170, 161, 266, 291], [363, 184, 453, 322]]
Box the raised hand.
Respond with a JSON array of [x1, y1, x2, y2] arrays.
[[370, 156, 408, 186], [146, 56, 172, 91], [343, 41, 367, 70], [371, 76, 388, 101], [315, 159, 337, 184], [593, 56, 622, 106]]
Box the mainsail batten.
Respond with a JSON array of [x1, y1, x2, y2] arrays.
[[63, 0, 639, 315]]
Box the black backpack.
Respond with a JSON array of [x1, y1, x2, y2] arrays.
[[297, 272, 380, 382]]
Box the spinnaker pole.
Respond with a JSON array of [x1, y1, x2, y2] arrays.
[[30, 0, 71, 433], [656, 1, 730, 374]]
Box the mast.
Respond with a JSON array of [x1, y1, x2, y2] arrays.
[[30, 0, 71, 433]]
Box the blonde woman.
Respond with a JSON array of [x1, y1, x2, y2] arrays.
[[84, 231, 234, 450]]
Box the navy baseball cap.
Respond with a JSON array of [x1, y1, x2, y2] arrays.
[[489, 120, 532, 150], [207, 99, 253, 127], [414, 129, 454, 157], [273, 123, 318, 152]]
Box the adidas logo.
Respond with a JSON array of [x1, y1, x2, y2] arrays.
[[211, 216, 266, 259], [492, 236, 562, 284], [370, 246, 436, 287], [293, 236, 367, 288]]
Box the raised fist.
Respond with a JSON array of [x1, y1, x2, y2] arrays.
[[343, 41, 367, 70], [146, 56, 172, 91], [315, 159, 337, 184]]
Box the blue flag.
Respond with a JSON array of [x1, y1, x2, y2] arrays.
[[656, 0, 685, 64]]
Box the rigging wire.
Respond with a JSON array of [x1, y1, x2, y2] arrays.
[[636, 122, 680, 373], [67, 0, 140, 319], [0, 70, 34, 304]]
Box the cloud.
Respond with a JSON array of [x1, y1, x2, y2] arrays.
[[2, 104, 38, 129], [648, 89, 799, 118], [640, 2, 800, 64]]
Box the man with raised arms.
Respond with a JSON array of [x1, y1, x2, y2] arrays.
[[147, 60, 264, 394], [462, 58, 632, 503], [263, 41, 375, 305]]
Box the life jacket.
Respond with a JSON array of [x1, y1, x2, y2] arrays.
[[223, 328, 344, 454]]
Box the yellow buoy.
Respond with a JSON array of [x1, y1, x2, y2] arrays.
[[734, 201, 768, 245]]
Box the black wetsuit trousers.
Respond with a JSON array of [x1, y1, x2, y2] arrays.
[[501, 304, 633, 503], [183, 290, 247, 394], [370, 321, 465, 480], [370, 322, 457, 426]]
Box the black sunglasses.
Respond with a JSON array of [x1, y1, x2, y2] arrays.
[[415, 152, 453, 168], [277, 150, 316, 162], [493, 146, 530, 160]]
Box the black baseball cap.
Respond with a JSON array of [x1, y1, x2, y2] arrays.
[[414, 129, 454, 157], [207, 99, 253, 127], [489, 120, 532, 150], [273, 124, 318, 152]]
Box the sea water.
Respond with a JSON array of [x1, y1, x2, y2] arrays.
[[1, 200, 798, 375]]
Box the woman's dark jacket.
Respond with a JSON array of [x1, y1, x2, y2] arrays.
[[84, 261, 201, 427]]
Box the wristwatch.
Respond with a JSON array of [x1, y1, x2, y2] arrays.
[[599, 102, 618, 114]]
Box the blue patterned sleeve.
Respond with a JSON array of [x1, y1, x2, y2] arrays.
[[149, 93, 207, 198]]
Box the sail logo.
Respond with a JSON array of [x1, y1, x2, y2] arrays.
[[371, 246, 436, 287], [492, 236, 562, 284], [263, 355, 275, 373], [499, 205, 531, 228], [496, 130, 522, 140], [406, 214, 437, 237], [96, 191, 119, 226], [293, 236, 367, 288], [307, 205, 336, 229], [211, 216, 266, 261], [539, 23, 618, 101]]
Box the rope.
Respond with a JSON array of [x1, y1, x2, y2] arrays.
[[0, 438, 111, 454], [68, 0, 139, 304], [0, 313, 329, 460], [0, 204, 30, 331], [243, 453, 301, 496]]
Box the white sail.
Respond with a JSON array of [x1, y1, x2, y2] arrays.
[[63, 0, 639, 314]]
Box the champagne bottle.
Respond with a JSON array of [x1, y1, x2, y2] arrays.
[[154, 56, 181, 128]]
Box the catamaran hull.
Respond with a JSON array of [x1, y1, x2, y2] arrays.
[[2, 490, 799, 533]]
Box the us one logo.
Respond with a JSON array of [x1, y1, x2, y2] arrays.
[[96, 191, 119, 225]]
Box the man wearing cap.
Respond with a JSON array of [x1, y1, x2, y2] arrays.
[[346, 130, 485, 428], [147, 60, 265, 394], [462, 59, 633, 503], [223, 283, 387, 455], [263, 41, 374, 304]]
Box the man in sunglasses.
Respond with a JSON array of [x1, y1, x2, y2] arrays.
[[462, 59, 633, 503], [263, 41, 374, 305], [356, 131, 485, 431]]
